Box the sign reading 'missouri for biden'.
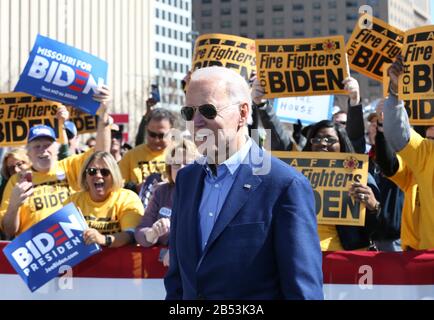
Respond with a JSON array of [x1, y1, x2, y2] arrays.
[[2, 203, 101, 292], [15, 34, 108, 115]]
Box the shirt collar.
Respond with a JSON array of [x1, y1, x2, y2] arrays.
[[196, 138, 252, 176]]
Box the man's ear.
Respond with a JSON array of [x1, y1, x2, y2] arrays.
[[239, 103, 249, 126]]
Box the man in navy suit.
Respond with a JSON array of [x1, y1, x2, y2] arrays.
[[164, 66, 323, 300]]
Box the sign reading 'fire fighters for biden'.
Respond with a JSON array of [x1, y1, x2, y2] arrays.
[[2, 203, 101, 292], [15, 34, 108, 115]]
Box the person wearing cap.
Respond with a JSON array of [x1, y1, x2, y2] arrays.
[[64, 120, 85, 156], [0, 88, 112, 238]]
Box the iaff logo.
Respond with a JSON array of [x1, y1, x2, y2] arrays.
[[27, 49, 103, 95], [11, 214, 85, 276]]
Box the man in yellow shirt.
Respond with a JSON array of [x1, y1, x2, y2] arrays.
[[0, 87, 112, 237], [384, 58, 434, 249], [119, 108, 175, 190]]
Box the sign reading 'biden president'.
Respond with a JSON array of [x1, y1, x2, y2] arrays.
[[2, 203, 101, 292], [15, 35, 108, 115]]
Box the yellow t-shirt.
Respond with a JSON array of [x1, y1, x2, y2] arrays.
[[388, 155, 420, 250], [64, 188, 144, 234], [0, 149, 93, 235], [318, 224, 344, 251], [118, 144, 166, 185], [398, 131, 434, 249]]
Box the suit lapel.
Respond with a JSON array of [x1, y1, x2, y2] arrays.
[[183, 163, 205, 266], [198, 163, 262, 264]]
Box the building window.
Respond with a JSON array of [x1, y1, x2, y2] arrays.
[[156, 42, 160, 51], [180, 16, 184, 24], [294, 30, 305, 37], [313, 2, 321, 9], [155, 8, 159, 18], [240, 7, 248, 14], [185, 1, 189, 10], [329, 14, 337, 22], [162, 10, 165, 20], [162, 43, 166, 53], [156, 25, 160, 34], [168, 12, 172, 22], [202, 22, 212, 29], [221, 8, 231, 15], [174, 46, 178, 55], [174, 14, 178, 23], [292, 4, 303, 10], [162, 27, 166, 36], [156, 59, 160, 68], [273, 30, 284, 37], [221, 20, 232, 28], [180, 32, 183, 41], [313, 29, 321, 36], [273, 17, 284, 25], [180, 0, 183, 9], [168, 28, 172, 38], [256, 19, 264, 26], [329, 28, 337, 35], [174, 30, 178, 39], [346, 13, 358, 20], [346, 0, 358, 7], [293, 17, 304, 23], [272, 5, 284, 12], [328, 1, 337, 9], [202, 0, 211, 3], [186, 17, 189, 26], [202, 9, 212, 17], [256, 6, 264, 13], [168, 45, 172, 54], [256, 33, 264, 38], [240, 20, 248, 27], [221, 0, 231, 2]]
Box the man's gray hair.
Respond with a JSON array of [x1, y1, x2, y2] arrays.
[[190, 66, 253, 125]]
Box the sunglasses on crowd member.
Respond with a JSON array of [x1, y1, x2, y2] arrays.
[[336, 121, 347, 126], [86, 167, 111, 177], [310, 137, 339, 146], [180, 103, 239, 121], [147, 130, 166, 139]]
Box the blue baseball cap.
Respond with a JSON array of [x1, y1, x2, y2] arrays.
[[64, 120, 78, 139], [28, 125, 56, 143]]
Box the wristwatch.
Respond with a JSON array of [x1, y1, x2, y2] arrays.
[[105, 235, 113, 247]]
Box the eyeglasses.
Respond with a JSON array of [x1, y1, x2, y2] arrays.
[[336, 121, 347, 126], [310, 137, 339, 146], [147, 130, 165, 139], [180, 103, 238, 121], [86, 167, 111, 177]]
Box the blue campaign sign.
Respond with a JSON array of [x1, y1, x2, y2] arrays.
[[15, 34, 108, 115], [2, 203, 101, 292]]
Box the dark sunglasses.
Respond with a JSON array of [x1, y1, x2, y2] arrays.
[[181, 104, 218, 121], [310, 137, 339, 146], [147, 130, 165, 139], [86, 167, 111, 177]]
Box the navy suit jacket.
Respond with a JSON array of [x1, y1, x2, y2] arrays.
[[164, 143, 323, 299]]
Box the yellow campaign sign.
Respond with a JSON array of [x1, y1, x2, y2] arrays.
[[383, 64, 434, 125], [0, 93, 62, 147], [66, 107, 98, 135], [400, 25, 434, 100], [256, 36, 349, 98], [347, 14, 404, 82], [192, 33, 256, 82], [273, 151, 369, 226]]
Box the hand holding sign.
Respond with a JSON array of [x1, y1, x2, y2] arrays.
[[83, 228, 106, 246], [349, 182, 377, 212], [251, 76, 267, 105], [388, 55, 404, 95], [343, 77, 361, 106], [93, 85, 111, 111]]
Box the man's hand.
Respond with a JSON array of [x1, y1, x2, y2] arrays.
[[56, 105, 70, 122], [343, 77, 360, 106], [251, 76, 267, 106], [94, 85, 112, 114], [83, 228, 105, 246], [388, 55, 404, 94], [10, 179, 33, 208]]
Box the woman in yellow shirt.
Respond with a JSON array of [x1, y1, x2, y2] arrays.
[[64, 151, 144, 248]]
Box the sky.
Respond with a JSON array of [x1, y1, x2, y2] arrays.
[[431, 0, 434, 23]]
